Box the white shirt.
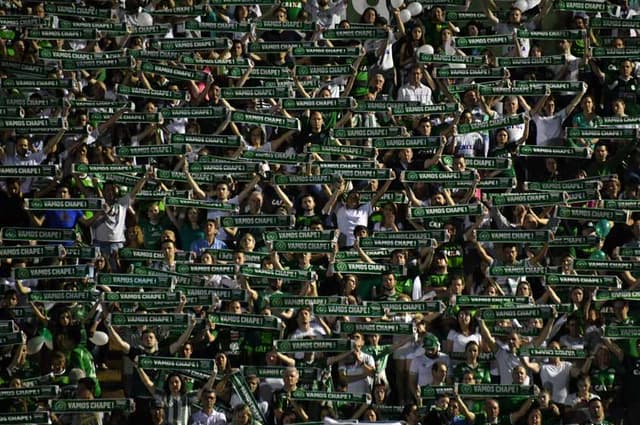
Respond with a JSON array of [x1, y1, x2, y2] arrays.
[[339, 352, 375, 395], [540, 361, 573, 404], [92, 195, 132, 243], [335, 202, 373, 247], [532, 108, 568, 146], [397, 82, 433, 105], [190, 409, 227, 425], [409, 353, 451, 387]]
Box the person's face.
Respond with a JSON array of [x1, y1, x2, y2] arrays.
[[203, 392, 216, 409], [433, 364, 447, 382], [504, 98, 518, 114], [344, 276, 357, 292], [297, 309, 311, 327], [508, 332, 521, 350], [59, 311, 72, 326], [371, 74, 384, 91], [310, 112, 323, 132], [232, 42, 243, 57], [399, 148, 413, 163], [234, 408, 251, 425], [363, 409, 377, 422], [283, 369, 299, 388], [452, 157, 465, 171], [594, 145, 609, 162], [582, 96, 594, 112], [613, 100, 626, 116], [247, 377, 260, 393], [621, 60, 634, 77], [411, 27, 423, 41], [142, 332, 157, 349], [168, 375, 182, 393], [485, 401, 500, 419], [410, 67, 423, 85], [512, 367, 527, 384], [182, 344, 193, 358], [346, 192, 360, 208], [382, 274, 396, 290], [466, 343, 479, 359], [450, 278, 464, 295], [248, 192, 263, 211], [216, 183, 230, 200], [458, 310, 471, 325], [504, 246, 518, 263], [229, 301, 242, 314], [351, 333, 364, 349], [467, 24, 479, 36], [15, 138, 29, 157], [363, 8, 376, 23], [571, 288, 584, 303], [531, 46, 543, 57], [147, 204, 160, 220], [590, 400, 604, 420], [301, 195, 315, 212], [433, 7, 445, 21], [241, 234, 255, 251], [162, 241, 176, 258], [460, 112, 473, 124], [417, 120, 432, 135], [528, 410, 542, 425], [517, 283, 531, 296], [508, 8, 522, 23], [51, 358, 65, 374]]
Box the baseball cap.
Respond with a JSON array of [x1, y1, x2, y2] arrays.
[[423, 334, 440, 351]]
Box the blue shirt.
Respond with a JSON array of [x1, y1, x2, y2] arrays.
[[190, 238, 228, 256]]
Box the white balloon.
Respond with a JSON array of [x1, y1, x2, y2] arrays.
[[513, 0, 528, 12], [27, 337, 45, 355], [137, 12, 153, 27], [89, 331, 109, 347], [416, 44, 435, 56], [399, 9, 412, 23], [390, 0, 404, 8], [407, 2, 423, 16]]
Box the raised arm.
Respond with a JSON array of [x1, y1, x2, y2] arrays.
[[477, 316, 497, 352], [369, 170, 396, 206]]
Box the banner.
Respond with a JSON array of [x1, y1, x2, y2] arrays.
[[136, 189, 191, 201], [269, 295, 347, 308], [118, 248, 189, 262], [248, 42, 311, 53], [97, 273, 173, 289], [620, 247, 640, 257], [44, 3, 110, 17], [228, 66, 292, 79], [116, 84, 189, 101], [0, 60, 53, 76], [453, 34, 511, 48], [282, 97, 355, 111], [160, 107, 226, 119], [594, 290, 640, 301], [292, 46, 360, 57], [264, 230, 336, 242], [221, 215, 295, 228], [0, 117, 67, 130], [490, 192, 566, 207], [555, 0, 608, 12], [566, 128, 637, 139], [573, 259, 640, 272], [187, 162, 254, 173], [516, 29, 585, 40], [545, 274, 621, 288], [229, 372, 268, 424], [104, 291, 182, 304], [0, 385, 59, 399], [498, 55, 566, 68], [488, 265, 546, 278], [591, 47, 640, 58], [435, 67, 508, 79], [418, 53, 484, 65], [271, 240, 335, 253], [207, 249, 267, 264], [13, 265, 92, 280], [29, 291, 96, 303], [524, 180, 601, 192], [275, 339, 353, 352], [209, 312, 280, 330], [50, 399, 133, 413], [332, 126, 405, 139], [295, 65, 354, 77], [72, 163, 147, 175], [0, 245, 61, 259], [240, 266, 316, 282], [0, 412, 50, 424], [150, 5, 206, 16], [0, 165, 57, 178], [241, 150, 309, 164], [140, 62, 208, 82], [358, 237, 436, 249], [175, 264, 236, 275], [221, 86, 290, 100], [24, 198, 104, 211], [129, 50, 180, 60], [26, 28, 97, 40], [184, 21, 250, 32], [522, 348, 587, 359], [62, 56, 133, 71], [518, 145, 592, 158], [110, 313, 190, 327], [455, 295, 530, 307], [421, 386, 456, 398], [154, 38, 231, 51], [291, 389, 369, 404], [409, 204, 483, 218], [480, 306, 554, 320], [604, 326, 640, 339], [231, 111, 300, 130], [241, 365, 319, 381], [323, 28, 386, 39], [478, 85, 547, 96], [272, 174, 335, 186], [442, 156, 511, 170], [401, 170, 474, 184], [333, 262, 400, 275], [556, 206, 629, 223], [458, 114, 524, 134], [476, 230, 550, 244], [164, 197, 239, 213], [367, 300, 444, 314], [171, 133, 241, 147], [457, 384, 534, 398], [1, 227, 75, 242], [514, 80, 585, 93], [309, 144, 374, 159], [313, 303, 383, 317]]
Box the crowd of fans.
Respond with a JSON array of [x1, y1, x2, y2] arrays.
[[1, 0, 640, 424]]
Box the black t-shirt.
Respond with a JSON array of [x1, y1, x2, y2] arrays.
[[127, 346, 170, 398]]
